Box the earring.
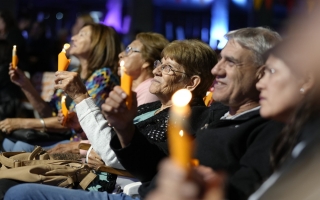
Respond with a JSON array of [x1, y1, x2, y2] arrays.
[[300, 88, 305, 94]]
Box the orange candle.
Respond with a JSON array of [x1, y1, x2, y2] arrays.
[[61, 95, 68, 126], [12, 45, 18, 69], [203, 91, 213, 106], [168, 89, 194, 171], [58, 43, 71, 71], [120, 61, 133, 109]]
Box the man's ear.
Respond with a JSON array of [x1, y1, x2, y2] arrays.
[[301, 73, 315, 94], [185, 75, 201, 92]]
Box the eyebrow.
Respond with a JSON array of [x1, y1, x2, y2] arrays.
[[224, 55, 240, 64]]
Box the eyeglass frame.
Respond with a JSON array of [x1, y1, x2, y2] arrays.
[[124, 46, 141, 56], [153, 60, 187, 75]]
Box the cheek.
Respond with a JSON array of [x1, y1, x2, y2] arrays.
[[261, 88, 302, 119]]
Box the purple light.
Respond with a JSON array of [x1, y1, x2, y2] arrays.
[[102, 0, 131, 34]]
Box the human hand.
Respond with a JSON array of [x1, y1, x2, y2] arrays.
[[0, 118, 23, 134], [101, 86, 137, 132], [54, 71, 89, 104], [146, 159, 225, 200], [87, 149, 105, 168], [47, 141, 80, 154], [57, 110, 81, 130], [8, 64, 31, 88]]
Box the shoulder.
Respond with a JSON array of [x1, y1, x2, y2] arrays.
[[137, 101, 162, 116]]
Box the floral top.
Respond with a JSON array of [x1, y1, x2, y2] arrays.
[[50, 67, 119, 114]]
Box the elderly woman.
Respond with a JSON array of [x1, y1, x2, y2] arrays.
[[118, 32, 169, 106], [0, 23, 121, 152], [2, 39, 218, 200]]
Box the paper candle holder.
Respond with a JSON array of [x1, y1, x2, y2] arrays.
[[58, 43, 71, 71], [168, 89, 194, 171], [12, 45, 18, 69], [120, 61, 133, 109], [61, 95, 68, 126]]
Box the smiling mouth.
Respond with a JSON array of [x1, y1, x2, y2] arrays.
[[213, 80, 225, 89]]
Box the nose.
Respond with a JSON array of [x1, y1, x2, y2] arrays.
[[211, 60, 225, 76], [256, 75, 267, 92], [152, 65, 162, 76], [119, 51, 125, 59], [71, 35, 76, 42]]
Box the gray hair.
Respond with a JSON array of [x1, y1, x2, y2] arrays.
[[225, 27, 281, 66]]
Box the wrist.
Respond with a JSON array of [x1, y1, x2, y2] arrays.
[[117, 123, 135, 147], [39, 118, 47, 133], [73, 93, 90, 104]]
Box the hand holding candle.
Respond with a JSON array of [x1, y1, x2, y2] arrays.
[[120, 60, 133, 109], [58, 43, 71, 71], [168, 89, 194, 171], [12, 45, 18, 69], [61, 95, 68, 126]]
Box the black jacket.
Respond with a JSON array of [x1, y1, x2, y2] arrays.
[[110, 102, 284, 199]]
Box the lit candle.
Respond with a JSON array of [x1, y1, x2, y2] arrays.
[[12, 45, 18, 69], [168, 89, 194, 171], [61, 95, 68, 126], [203, 91, 213, 106], [58, 43, 71, 71], [120, 60, 133, 109]]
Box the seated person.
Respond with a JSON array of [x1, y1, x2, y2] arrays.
[[0, 40, 23, 121], [0, 23, 121, 152], [1, 39, 218, 199], [48, 32, 169, 155], [147, 39, 317, 200]]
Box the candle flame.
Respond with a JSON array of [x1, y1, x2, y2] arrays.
[[13, 45, 16, 50], [172, 89, 192, 107], [120, 60, 125, 68], [63, 43, 70, 51], [120, 60, 126, 76], [61, 95, 66, 103], [179, 130, 184, 137]]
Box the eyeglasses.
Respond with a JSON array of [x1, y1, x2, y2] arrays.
[[125, 46, 141, 56], [153, 60, 186, 75]]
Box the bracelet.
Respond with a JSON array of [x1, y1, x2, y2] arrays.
[[39, 118, 47, 133]]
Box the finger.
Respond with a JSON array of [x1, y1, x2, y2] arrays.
[[103, 97, 123, 113], [108, 90, 126, 105], [113, 86, 127, 97], [101, 102, 115, 113]]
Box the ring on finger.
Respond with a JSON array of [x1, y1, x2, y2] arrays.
[[2, 128, 6, 133]]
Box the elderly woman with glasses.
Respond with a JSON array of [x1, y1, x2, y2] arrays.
[[118, 33, 169, 107]]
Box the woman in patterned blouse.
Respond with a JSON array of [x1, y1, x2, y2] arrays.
[[0, 23, 121, 152]]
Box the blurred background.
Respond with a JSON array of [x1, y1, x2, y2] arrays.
[[1, 0, 312, 50]]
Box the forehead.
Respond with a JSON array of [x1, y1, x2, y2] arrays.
[[221, 40, 253, 62], [129, 39, 143, 48], [79, 26, 91, 34]]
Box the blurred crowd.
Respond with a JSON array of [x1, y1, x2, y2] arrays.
[[1, 2, 320, 200]]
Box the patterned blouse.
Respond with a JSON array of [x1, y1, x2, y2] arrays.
[[50, 67, 119, 114]]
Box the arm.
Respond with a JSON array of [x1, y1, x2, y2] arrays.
[[0, 117, 68, 134], [110, 128, 168, 182], [76, 97, 124, 169], [8, 66, 52, 117]]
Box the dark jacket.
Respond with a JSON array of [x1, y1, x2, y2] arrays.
[[110, 102, 283, 199], [196, 106, 284, 199]]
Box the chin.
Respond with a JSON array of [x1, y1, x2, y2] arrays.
[[259, 109, 271, 119]]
